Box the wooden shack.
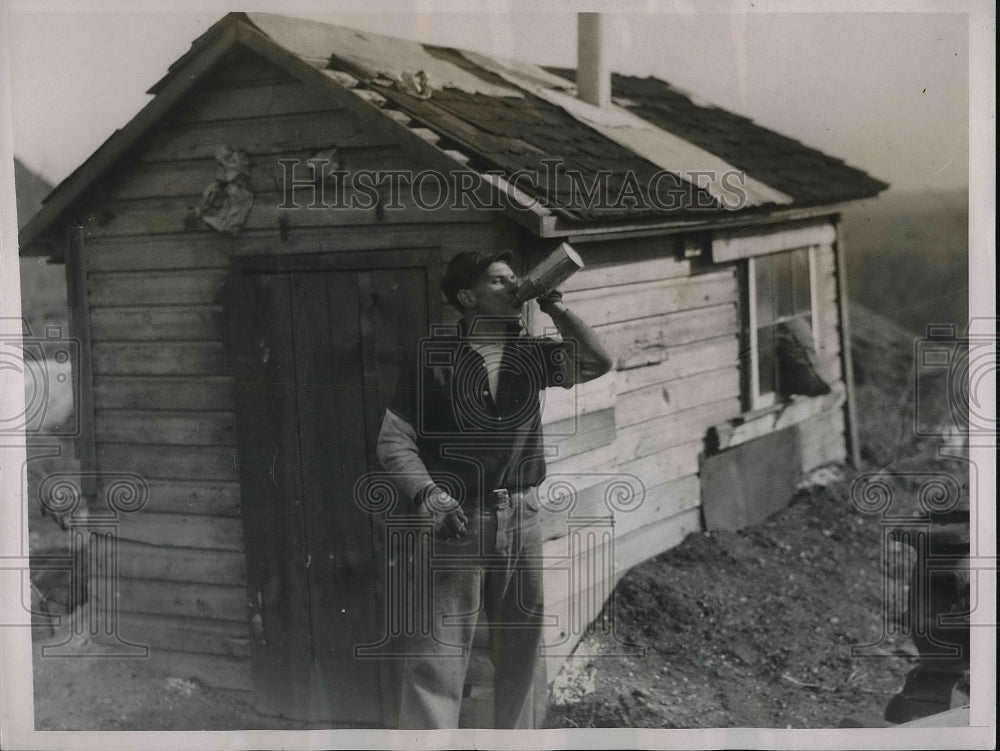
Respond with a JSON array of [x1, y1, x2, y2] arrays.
[[18, 12, 887, 727]]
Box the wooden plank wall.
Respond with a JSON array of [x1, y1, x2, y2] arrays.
[[77, 47, 514, 695], [531, 237, 739, 680], [530, 231, 847, 682]]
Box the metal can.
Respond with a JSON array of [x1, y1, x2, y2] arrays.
[[514, 241, 585, 303]]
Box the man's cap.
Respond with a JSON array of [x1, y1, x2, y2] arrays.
[[441, 250, 514, 307]]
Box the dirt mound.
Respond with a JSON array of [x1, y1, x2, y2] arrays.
[[544, 474, 951, 728], [544, 315, 971, 728]]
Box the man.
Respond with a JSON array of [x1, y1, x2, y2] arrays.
[[376, 249, 612, 729]]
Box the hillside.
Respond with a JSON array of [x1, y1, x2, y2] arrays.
[[12, 157, 66, 332], [13, 156, 53, 228], [840, 188, 969, 335]]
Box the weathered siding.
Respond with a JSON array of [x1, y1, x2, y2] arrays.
[[530, 236, 741, 669], [77, 47, 514, 694], [531, 224, 848, 672]]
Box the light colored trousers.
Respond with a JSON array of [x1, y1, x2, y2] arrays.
[[398, 496, 545, 729]]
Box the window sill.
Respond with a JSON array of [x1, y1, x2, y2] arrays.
[[709, 382, 846, 452]]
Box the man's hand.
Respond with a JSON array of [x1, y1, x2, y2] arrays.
[[536, 288, 566, 315], [420, 487, 469, 538]]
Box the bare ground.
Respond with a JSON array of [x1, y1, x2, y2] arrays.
[[542, 467, 942, 728]]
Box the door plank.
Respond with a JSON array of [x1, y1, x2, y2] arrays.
[[225, 271, 314, 716], [291, 270, 383, 724], [357, 266, 430, 466]]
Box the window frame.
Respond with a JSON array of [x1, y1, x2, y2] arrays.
[[746, 245, 821, 410]]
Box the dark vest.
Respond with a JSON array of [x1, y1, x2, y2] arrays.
[[390, 322, 570, 507]]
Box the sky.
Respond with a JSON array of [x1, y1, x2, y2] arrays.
[[0, 2, 974, 195]]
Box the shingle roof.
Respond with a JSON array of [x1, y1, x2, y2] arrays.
[[155, 13, 889, 219], [368, 64, 712, 221], [20, 12, 888, 255], [241, 12, 886, 220], [580, 70, 888, 207]]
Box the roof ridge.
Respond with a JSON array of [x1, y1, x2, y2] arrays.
[[149, 12, 250, 93]]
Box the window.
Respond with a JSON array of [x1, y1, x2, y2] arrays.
[[747, 246, 820, 409]]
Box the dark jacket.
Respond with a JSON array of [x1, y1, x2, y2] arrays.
[[386, 321, 573, 506]]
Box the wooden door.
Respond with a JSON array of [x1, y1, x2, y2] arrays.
[[225, 250, 439, 725]]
